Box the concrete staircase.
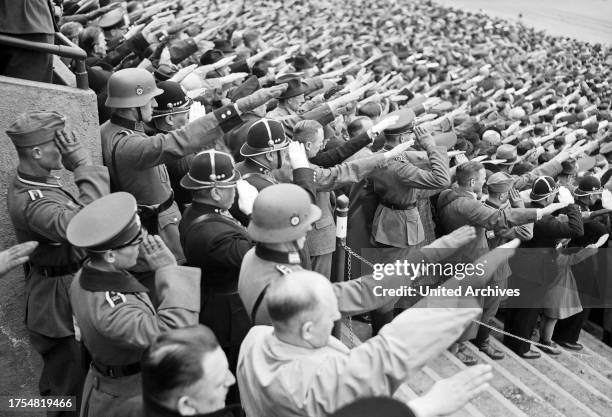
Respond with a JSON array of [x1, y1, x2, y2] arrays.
[[339, 318, 612, 416]]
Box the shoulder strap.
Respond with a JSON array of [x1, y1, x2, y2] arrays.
[[250, 263, 293, 324], [109, 131, 131, 192], [182, 212, 243, 247]]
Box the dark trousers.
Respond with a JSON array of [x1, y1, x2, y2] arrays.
[[29, 332, 87, 417], [0, 33, 54, 83], [503, 308, 540, 355], [553, 308, 589, 344]]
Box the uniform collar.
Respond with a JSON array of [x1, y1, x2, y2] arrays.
[[79, 262, 149, 293], [483, 198, 508, 209], [110, 113, 146, 132], [243, 158, 271, 175], [255, 244, 301, 265], [17, 170, 63, 188]]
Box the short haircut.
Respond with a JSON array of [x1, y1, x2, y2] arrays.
[[455, 161, 484, 186], [293, 120, 323, 144], [347, 116, 372, 138], [141, 325, 219, 405], [266, 276, 321, 326]]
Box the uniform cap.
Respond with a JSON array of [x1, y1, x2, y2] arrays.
[[240, 119, 289, 157], [105, 68, 164, 108], [248, 183, 321, 243], [574, 175, 603, 196], [154, 63, 179, 82], [67, 192, 142, 251], [97, 7, 126, 29], [329, 397, 416, 417], [530, 176, 558, 201], [152, 81, 192, 117], [486, 172, 514, 193], [383, 108, 416, 135], [180, 150, 239, 190], [6, 111, 65, 148]]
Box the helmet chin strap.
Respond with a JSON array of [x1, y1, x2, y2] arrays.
[[136, 107, 143, 122]]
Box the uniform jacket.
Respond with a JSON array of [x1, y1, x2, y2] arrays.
[[6, 165, 109, 338], [71, 263, 200, 417], [436, 185, 538, 264], [238, 243, 457, 325], [368, 142, 450, 247], [237, 305, 481, 417], [100, 105, 241, 206]]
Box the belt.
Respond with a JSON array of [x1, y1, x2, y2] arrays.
[[138, 192, 174, 214], [92, 360, 141, 378], [33, 262, 82, 277], [381, 200, 417, 210]]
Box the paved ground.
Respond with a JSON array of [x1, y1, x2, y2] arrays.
[[433, 0, 612, 44]]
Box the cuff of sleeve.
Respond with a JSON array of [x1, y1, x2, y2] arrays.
[[213, 105, 243, 133], [155, 266, 201, 311]]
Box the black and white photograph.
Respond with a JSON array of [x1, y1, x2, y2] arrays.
[[0, 0, 611, 416]]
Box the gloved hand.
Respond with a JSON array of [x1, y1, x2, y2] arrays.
[[237, 180, 258, 216], [142, 235, 177, 271], [557, 186, 575, 205], [287, 141, 310, 169], [188, 101, 206, 122], [235, 84, 288, 113], [54, 129, 91, 171]]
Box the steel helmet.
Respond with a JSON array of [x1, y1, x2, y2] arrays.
[[105, 68, 164, 108], [247, 183, 321, 243]]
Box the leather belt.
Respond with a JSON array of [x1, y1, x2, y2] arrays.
[[33, 262, 82, 277], [138, 192, 174, 214], [93, 360, 141, 378], [381, 200, 417, 210]]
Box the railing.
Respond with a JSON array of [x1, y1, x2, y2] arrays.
[[0, 32, 89, 90]]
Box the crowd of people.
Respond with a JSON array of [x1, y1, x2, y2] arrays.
[[1, 0, 612, 416]]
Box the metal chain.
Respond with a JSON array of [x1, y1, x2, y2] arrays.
[[340, 243, 577, 354]]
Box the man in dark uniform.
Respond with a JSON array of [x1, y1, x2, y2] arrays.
[[6, 110, 110, 415], [149, 80, 195, 213], [178, 150, 256, 403], [224, 75, 264, 161], [100, 68, 286, 262], [553, 176, 610, 350], [505, 176, 584, 358]]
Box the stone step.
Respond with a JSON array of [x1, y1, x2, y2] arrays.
[[462, 343, 565, 417], [489, 338, 603, 417], [429, 350, 528, 417]]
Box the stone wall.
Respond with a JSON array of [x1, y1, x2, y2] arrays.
[[0, 76, 101, 413]]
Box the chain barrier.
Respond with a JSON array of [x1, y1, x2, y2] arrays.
[[340, 243, 580, 354]]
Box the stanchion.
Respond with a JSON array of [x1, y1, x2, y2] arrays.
[[331, 195, 349, 283], [332, 195, 349, 339]]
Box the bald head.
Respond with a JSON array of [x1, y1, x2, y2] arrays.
[[267, 271, 333, 327]]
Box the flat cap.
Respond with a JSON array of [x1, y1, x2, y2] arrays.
[[67, 192, 142, 251], [486, 172, 514, 193], [6, 111, 65, 148], [383, 108, 416, 135]]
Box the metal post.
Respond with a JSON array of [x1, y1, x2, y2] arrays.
[[331, 195, 349, 283], [74, 59, 89, 90]]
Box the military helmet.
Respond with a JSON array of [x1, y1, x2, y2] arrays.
[[180, 150, 239, 190], [248, 184, 321, 243], [574, 175, 603, 197], [105, 68, 164, 109], [240, 119, 290, 157], [152, 81, 192, 118]]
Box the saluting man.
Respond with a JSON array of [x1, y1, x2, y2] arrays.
[[67, 192, 201, 417], [100, 68, 286, 262], [178, 150, 258, 401], [6, 110, 110, 416]]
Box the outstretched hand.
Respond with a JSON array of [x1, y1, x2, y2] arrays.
[[0, 241, 38, 278]]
